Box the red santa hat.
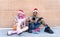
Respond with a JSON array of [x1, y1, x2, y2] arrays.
[[33, 8, 39, 12], [18, 10, 24, 14]]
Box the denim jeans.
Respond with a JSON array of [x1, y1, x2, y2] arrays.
[[28, 21, 42, 33]]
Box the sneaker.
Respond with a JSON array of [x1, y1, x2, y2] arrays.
[[44, 27, 54, 34]]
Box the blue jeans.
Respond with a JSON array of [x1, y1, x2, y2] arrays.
[[28, 21, 42, 33]]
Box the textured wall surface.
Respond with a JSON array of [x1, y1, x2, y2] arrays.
[[0, 0, 60, 28]]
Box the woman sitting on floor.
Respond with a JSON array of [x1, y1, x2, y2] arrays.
[[7, 10, 28, 35]]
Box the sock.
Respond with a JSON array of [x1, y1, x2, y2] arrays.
[[45, 24, 49, 28]]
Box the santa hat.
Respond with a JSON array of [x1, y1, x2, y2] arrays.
[[18, 10, 24, 14], [33, 8, 39, 12]]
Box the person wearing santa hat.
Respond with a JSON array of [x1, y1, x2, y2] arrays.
[[27, 8, 54, 34], [7, 10, 28, 35]]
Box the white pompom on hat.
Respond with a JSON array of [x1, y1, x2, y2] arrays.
[[33, 8, 39, 12], [18, 10, 24, 14]]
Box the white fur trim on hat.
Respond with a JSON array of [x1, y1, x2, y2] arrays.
[[18, 11, 24, 14], [18, 10, 24, 14], [33, 8, 39, 12]]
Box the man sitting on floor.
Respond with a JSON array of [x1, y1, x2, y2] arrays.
[[26, 8, 54, 34]]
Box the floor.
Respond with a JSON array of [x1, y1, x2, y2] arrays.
[[0, 27, 60, 37]]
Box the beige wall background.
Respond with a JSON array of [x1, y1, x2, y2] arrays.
[[0, 0, 60, 28]]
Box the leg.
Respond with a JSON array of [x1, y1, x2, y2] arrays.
[[28, 23, 35, 33], [17, 22, 22, 35], [7, 31, 17, 36], [17, 26, 28, 35], [40, 19, 54, 34], [21, 26, 28, 32]]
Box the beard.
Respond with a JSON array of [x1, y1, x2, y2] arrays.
[[33, 14, 37, 17]]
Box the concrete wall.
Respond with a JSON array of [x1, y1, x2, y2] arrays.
[[0, 0, 60, 28]]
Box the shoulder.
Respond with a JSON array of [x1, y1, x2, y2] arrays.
[[36, 16, 43, 18], [14, 16, 18, 20], [38, 17, 44, 20], [27, 16, 33, 19], [15, 16, 18, 18]]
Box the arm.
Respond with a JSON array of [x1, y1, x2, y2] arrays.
[[26, 18, 31, 26]]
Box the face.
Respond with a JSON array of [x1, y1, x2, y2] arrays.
[[18, 11, 24, 16], [18, 13, 24, 16], [33, 11, 38, 16], [18, 13, 24, 19]]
